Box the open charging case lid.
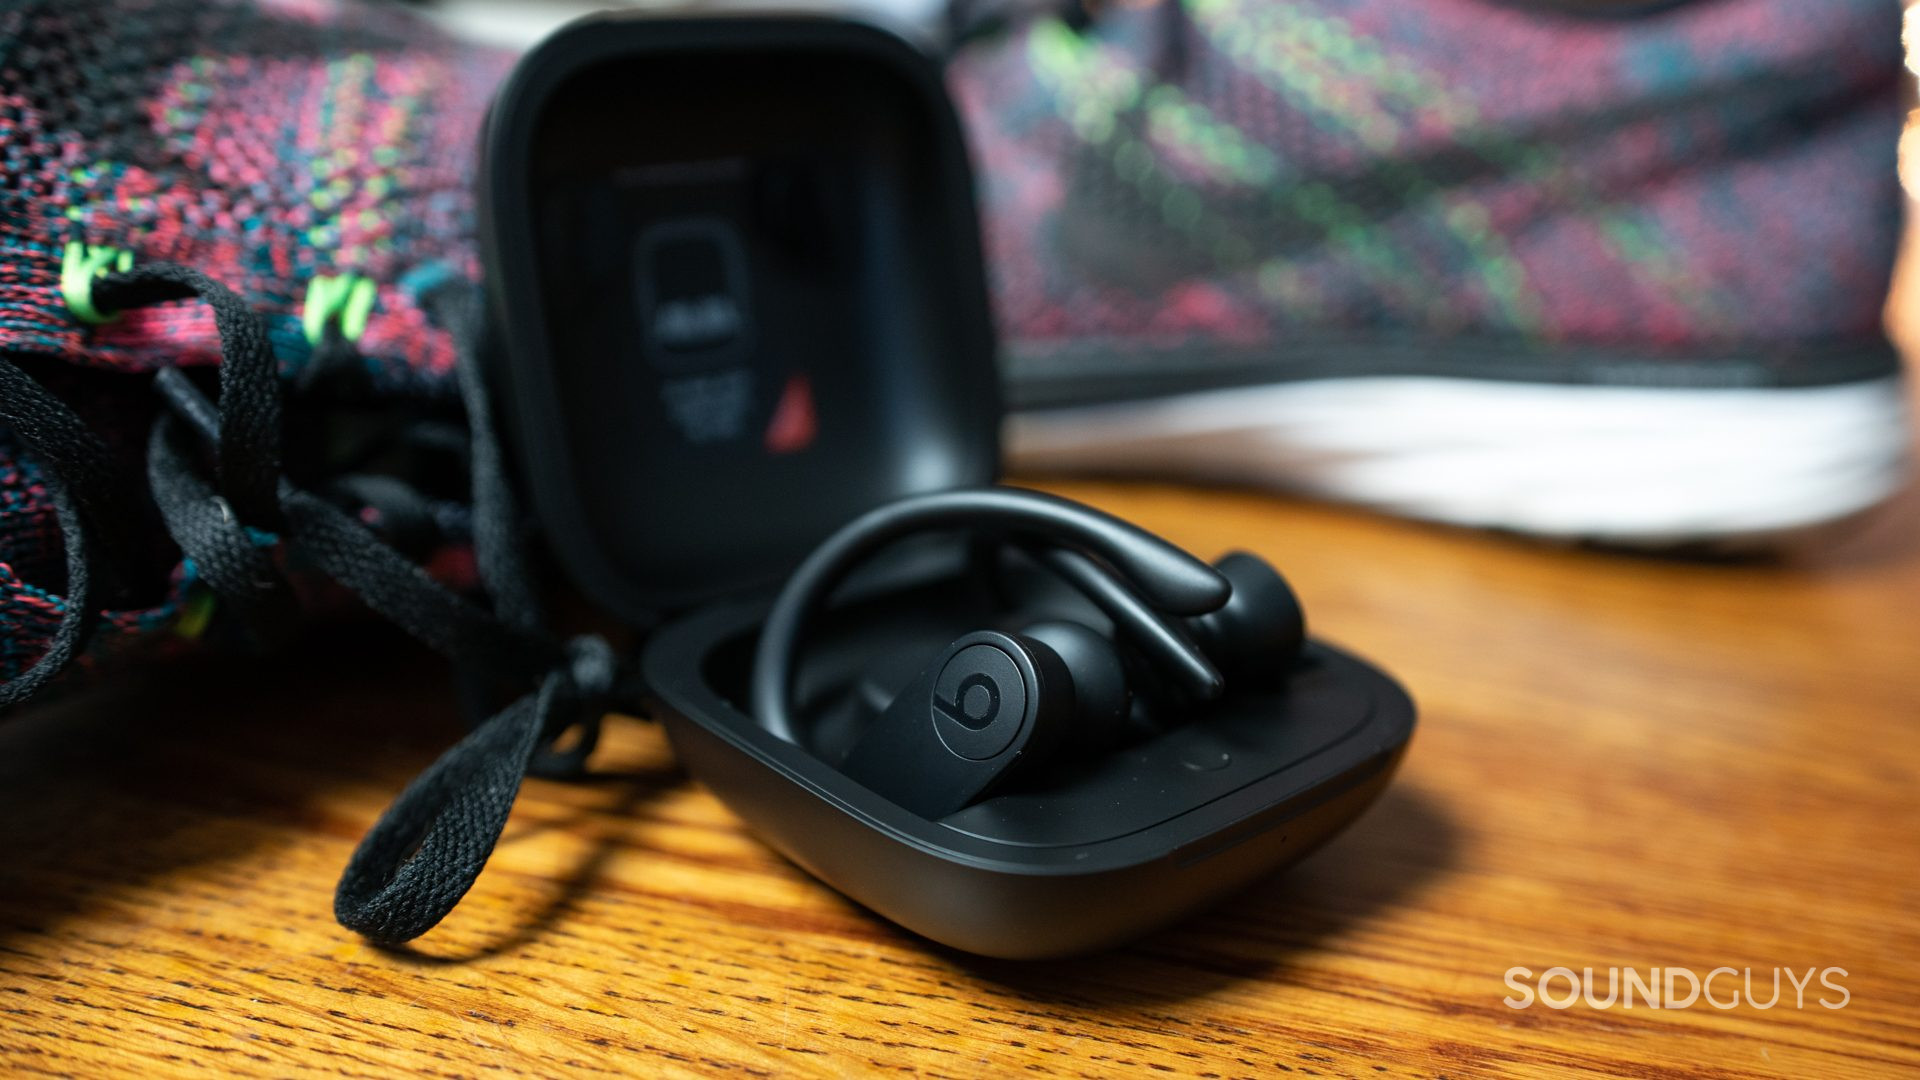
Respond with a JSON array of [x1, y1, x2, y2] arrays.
[[481, 11, 1414, 959], [481, 10, 999, 618]]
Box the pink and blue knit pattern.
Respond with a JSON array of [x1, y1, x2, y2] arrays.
[[0, 0, 506, 683], [951, 0, 1904, 382], [0, 0, 508, 384]]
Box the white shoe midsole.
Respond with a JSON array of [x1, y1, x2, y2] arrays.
[[1005, 375, 1913, 540]]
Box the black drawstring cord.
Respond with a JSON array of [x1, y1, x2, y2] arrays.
[[155, 365, 617, 940], [0, 260, 619, 942], [431, 282, 606, 781], [146, 412, 300, 650], [0, 357, 105, 705], [0, 260, 627, 945], [0, 458, 96, 708], [94, 265, 285, 531], [332, 635, 617, 943], [438, 284, 543, 633], [0, 353, 150, 607]]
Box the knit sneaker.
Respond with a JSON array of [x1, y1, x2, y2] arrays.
[[0, 0, 616, 944], [0, 0, 513, 701], [951, 0, 1911, 542]]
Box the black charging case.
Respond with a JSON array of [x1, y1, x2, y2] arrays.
[[480, 11, 1415, 959]]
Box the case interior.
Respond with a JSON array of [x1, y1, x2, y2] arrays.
[[481, 12, 999, 619]]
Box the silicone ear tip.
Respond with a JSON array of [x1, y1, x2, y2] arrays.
[[1019, 620, 1130, 742], [1210, 552, 1306, 670]]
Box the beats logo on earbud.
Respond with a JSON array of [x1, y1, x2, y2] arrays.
[[936, 669, 1000, 730], [751, 488, 1308, 821], [930, 645, 1020, 754], [835, 629, 1075, 816]]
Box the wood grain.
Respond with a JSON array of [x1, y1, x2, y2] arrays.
[[3, 454, 1919, 1077]]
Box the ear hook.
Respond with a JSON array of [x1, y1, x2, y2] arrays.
[[1015, 542, 1224, 703], [751, 487, 1229, 743]]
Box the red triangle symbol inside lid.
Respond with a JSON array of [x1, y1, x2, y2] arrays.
[[764, 373, 818, 455]]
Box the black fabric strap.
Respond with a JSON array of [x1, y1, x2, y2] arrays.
[[61, 263, 621, 945], [146, 414, 299, 649], [155, 360, 605, 942], [323, 473, 442, 560], [279, 486, 564, 684], [332, 635, 614, 943], [0, 472, 95, 708], [0, 355, 148, 606], [440, 286, 543, 632], [94, 265, 284, 530], [432, 284, 604, 779], [0, 261, 622, 945]]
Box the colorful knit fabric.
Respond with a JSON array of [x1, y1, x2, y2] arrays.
[[949, 0, 1906, 404], [0, 0, 508, 688], [2, 0, 1909, 686]]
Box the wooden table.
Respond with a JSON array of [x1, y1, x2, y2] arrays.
[[2, 463, 1917, 1077]]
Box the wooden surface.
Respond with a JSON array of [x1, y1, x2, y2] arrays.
[[3, 470, 1919, 1077]]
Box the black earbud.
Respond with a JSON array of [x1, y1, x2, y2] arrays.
[[752, 488, 1309, 820], [836, 625, 1124, 818], [751, 487, 1228, 744]]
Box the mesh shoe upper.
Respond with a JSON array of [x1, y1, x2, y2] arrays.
[[0, 0, 508, 685], [950, 0, 1908, 406], [0, 0, 508, 384]]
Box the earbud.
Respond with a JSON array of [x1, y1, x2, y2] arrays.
[[752, 487, 1227, 744], [752, 488, 1312, 821], [837, 628, 1093, 818]]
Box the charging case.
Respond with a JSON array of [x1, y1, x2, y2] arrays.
[[481, 11, 1415, 959]]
